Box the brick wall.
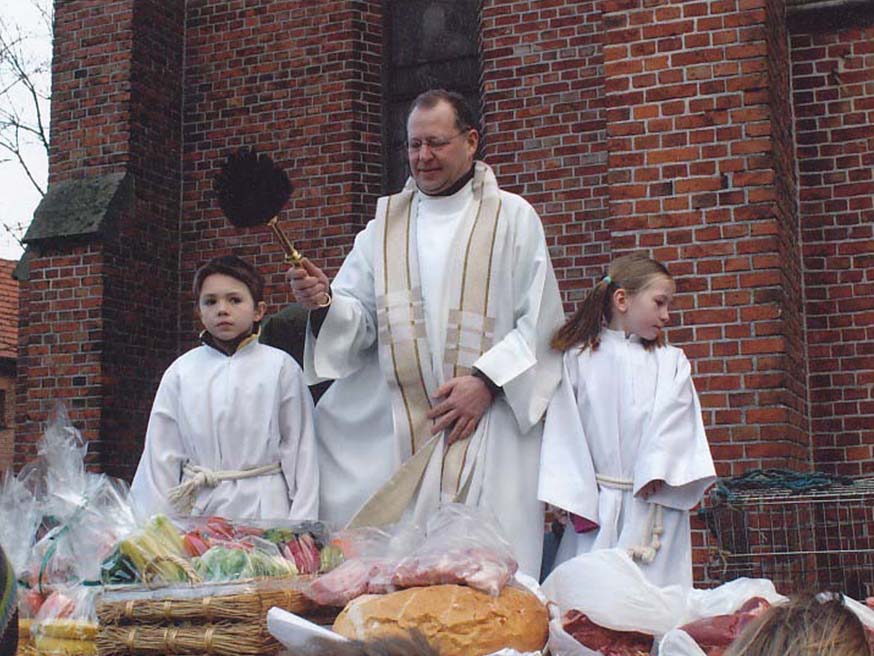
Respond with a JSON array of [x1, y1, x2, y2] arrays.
[[15, 1, 874, 582], [15, 0, 183, 476], [481, 0, 610, 306], [179, 0, 383, 342], [791, 10, 874, 475], [600, 0, 811, 476], [16, 0, 133, 466], [97, 0, 184, 479]]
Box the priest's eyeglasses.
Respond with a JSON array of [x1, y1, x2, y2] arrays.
[[406, 130, 468, 153]]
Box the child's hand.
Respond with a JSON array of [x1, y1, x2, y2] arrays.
[[638, 479, 664, 500]]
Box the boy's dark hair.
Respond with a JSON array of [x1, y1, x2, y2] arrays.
[[408, 88, 479, 134], [193, 255, 265, 304]]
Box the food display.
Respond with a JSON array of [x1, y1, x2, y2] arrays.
[[562, 609, 653, 656], [333, 583, 549, 656], [677, 597, 771, 655]]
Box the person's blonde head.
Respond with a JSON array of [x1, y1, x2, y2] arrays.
[[725, 593, 869, 656]]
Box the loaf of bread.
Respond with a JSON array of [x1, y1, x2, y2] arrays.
[[332, 584, 548, 656]]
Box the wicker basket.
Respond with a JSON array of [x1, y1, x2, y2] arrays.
[[96, 577, 314, 626], [94, 576, 339, 655], [96, 622, 277, 656]]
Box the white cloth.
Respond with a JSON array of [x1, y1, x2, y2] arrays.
[[539, 328, 716, 587], [131, 339, 319, 521], [304, 176, 564, 576]]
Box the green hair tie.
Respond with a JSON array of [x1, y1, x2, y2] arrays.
[[602, 275, 612, 285]]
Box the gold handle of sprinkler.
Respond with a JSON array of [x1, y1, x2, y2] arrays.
[[267, 216, 303, 264]]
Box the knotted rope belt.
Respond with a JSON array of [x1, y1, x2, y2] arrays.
[[167, 463, 282, 514], [596, 474, 664, 564]]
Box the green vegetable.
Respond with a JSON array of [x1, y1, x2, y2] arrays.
[[319, 544, 344, 573]]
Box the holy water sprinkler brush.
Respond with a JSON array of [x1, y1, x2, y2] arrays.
[[213, 148, 302, 263]]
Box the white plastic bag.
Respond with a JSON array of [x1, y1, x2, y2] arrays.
[[543, 549, 686, 656], [682, 578, 785, 623], [659, 628, 707, 656], [543, 549, 686, 635], [658, 579, 786, 656]]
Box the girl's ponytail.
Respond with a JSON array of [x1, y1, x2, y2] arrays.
[[551, 275, 614, 352]]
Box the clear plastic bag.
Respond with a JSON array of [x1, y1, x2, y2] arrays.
[[391, 503, 518, 596], [305, 523, 421, 606], [0, 468, 42, 576], [29, 584, 99, 653]]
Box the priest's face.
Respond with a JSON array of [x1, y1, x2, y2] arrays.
[[197, 273, 266, 348], [407, 99, 478, 195]]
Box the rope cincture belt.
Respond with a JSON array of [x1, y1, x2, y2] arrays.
[[596, 474, 664, 564], [167, 462, 282, 514]]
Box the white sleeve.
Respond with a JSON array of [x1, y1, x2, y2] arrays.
[[472, 199, 564, 432], [130, 363, 187, 520], [303, 222, 379, 384], [278, 359, 320, 520], [538, 351, 600, 523], [634, 349, 717, 510]]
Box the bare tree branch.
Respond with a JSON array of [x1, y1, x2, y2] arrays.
[[0, 0, 52, 249]]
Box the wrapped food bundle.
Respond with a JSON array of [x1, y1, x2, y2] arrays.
[[332, 583, 549, 656], [306, 504, 518, 608], [28, 585, 99, 656], [95, 518, 340, 656], [101, 514, 336, 588]]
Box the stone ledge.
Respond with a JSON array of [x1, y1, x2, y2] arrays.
[[22, 172, 132, 244]]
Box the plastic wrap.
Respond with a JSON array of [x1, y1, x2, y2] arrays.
[[391, 504, 518, 596], [105, 515, 333, 586], [29, 584, 98, 655], [305, 524, 419, 607], [0, 468, 42, 576]]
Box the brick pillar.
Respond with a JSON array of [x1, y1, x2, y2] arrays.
[[601, 0, 808, 474], [15, 0, 184, 477], [791, 12, 874, 475], [180, 0, 383, 339], [481, 0, 610, 305]]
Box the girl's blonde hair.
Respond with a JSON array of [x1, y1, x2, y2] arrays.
[[551, 252, 672, 352], [725, 594, 869, 656]]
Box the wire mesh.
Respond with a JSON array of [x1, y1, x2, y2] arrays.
[[700, 477, 874, 597]]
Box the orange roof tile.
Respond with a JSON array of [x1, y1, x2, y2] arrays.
[[0, 259, 19, 360]]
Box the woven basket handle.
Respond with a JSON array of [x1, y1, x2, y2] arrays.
[[142, 554, 202, 587]]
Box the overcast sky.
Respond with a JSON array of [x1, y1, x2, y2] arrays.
[[0, 0, 51, 262]]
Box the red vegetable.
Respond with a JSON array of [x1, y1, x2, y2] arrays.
[[183, 530, 211, 557], [204, 516, 235, 540]]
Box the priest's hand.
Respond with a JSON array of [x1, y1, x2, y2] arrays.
[[428, 375, 493, 445], [288, 258, 332, 310]]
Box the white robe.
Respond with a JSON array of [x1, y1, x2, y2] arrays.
[[131, 339, 319, 521], [304, 179, 564, 576], [539, 328, 716, 587]]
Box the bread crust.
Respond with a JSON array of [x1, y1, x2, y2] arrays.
[[332, 584, 548, 656]]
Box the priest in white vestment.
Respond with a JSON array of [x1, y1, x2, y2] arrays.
[[290, 90, 564, 576]]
